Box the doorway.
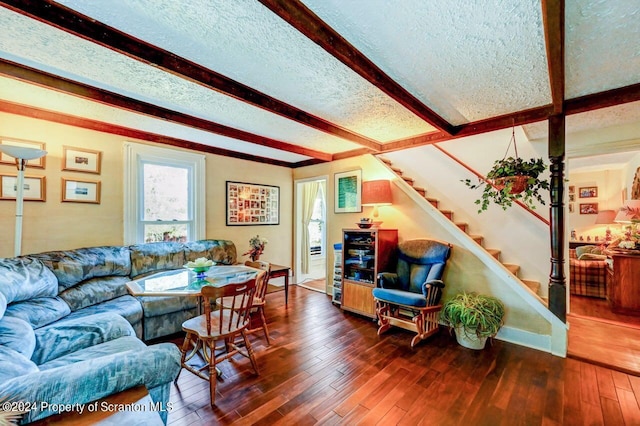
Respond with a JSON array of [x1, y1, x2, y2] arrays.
[[294, 177, 328, 292]]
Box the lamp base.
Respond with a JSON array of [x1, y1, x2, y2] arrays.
[[371, 221, 383, 228]]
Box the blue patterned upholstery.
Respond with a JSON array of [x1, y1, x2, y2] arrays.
[[373, 239, 451, 307], [0, 346, 39, 383], [0, 257, 58, 303], [130, 242, 185, 278], [183, 239, 237, 265], [4, 296, 71, 329], [0, 316, 36, 358], [59, 275, 130, 311]]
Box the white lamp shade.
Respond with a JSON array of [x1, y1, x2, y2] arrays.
[[0, 145, 47, 160]]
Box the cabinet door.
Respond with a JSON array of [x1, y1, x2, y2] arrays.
[[342, 280, 376, 318]]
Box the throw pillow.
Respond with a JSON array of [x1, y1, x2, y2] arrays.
[[575, 245, 604, 258], [578, 253, 607, 261]]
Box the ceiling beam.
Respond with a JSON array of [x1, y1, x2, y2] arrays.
[[258, 0, 455, 135], [541, 0, 565, 114], [0, 0, 382, 151], [0, 59, 332, 162], [0, 100, 294, 168], [565, 82, 640, 115]]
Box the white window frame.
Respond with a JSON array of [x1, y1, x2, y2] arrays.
[[124, 143, 205, 244]]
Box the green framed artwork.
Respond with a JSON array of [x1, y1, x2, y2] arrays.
[[334, 169, 362, 213]]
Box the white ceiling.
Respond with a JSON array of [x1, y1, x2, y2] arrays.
[[0, 1, 638, 166]]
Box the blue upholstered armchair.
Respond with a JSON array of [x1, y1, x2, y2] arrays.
[[372, 239, 452, 348]]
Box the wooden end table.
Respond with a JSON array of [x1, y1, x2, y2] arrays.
[[269, 264, 291, 306]]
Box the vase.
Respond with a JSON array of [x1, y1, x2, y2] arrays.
[[250, 254, 260, 262], [493, 175, 530, 195], [454, 326, 488, 350]]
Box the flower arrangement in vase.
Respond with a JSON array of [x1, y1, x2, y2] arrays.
[[244, 235, 268, 261]]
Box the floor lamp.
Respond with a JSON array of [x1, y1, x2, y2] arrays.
[[0, 145, 47, 256]]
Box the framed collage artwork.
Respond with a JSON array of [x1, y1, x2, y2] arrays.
[[226, 181, 279, 225], [334, 169, 362, 213]]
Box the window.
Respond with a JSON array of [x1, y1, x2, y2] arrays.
[[124, 143, 205, 244]]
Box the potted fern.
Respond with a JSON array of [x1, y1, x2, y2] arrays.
[[440, 292, 505, 350], [463, 156, 549, 213]]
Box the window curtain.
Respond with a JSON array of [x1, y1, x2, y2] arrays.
[[301, 181, 320, 274]]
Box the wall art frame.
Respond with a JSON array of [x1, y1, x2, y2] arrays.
[[62, 146, 102, 174], [334, 169, 362, 213], [579, 203, 598, 215], [226, 181, 279, 226], [62, 178, 101, 204], [0, 174, 45, 201], [0, 137, 46, 169], [579, 186, 598, 198]]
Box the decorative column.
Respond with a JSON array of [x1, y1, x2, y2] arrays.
[[548, 114, 566, 322]]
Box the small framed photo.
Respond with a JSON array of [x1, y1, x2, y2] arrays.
[[62, 146, 102, 174], [62, 178, 101, 204], [334, 169, 362, 213], [579, 203, 598, 215], [569, 194, 575, 202], [569, 203, 574, 213], [579, 186, 597, 198], [568, 185, 575, 194], [0, 174, 45, 201], [0, 138, 46, 169]]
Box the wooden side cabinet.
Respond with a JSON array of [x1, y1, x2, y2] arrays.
[[341, 228, 398, 318], [607, 253, 640, 315]]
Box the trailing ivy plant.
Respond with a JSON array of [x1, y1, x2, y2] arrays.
[[463, 156, 549, 213], [440, 292, 505, 340]]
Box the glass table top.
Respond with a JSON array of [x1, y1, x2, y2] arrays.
[[126, 265, 258, 296]]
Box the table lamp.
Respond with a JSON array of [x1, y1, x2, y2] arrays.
[[0, 145, 47, 256], [362, 180, 392, 226], [595, 209, 617, 243]]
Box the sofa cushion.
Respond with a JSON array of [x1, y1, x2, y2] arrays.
[[578, 253, 607, 261], [575, 245, 604, 258], [59, 275, 130, 311], [0, 292, 6, 319], [137, 295, 198, 318], [129, 242, 185, 278], [4, 296, 71, 329], [184, 239, 237, 265], [0, 316, 36, 358], [39, 335, 147, 371], [32, 312, 135, 365], [0, 345, 38, 383], [30, 246, 132, 291], [63, 295, 143, 329], [0, 257, 58, 304]]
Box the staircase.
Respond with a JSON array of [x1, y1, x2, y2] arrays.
[[379, 156, 545, 302]]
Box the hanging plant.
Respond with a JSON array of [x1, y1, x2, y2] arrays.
[[462, 127, 550, 213]]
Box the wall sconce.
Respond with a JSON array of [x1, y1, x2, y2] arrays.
[[362, 180, 392, 224]]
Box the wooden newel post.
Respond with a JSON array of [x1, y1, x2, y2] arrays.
[[548, 114, 566, 322]]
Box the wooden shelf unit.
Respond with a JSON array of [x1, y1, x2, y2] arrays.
[[606, 252, 640, 315], [341, 228, 398, 318]]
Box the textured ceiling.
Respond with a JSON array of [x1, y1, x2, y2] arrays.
[[0, 1, 638, 166]]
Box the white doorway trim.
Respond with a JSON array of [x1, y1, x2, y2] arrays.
[[294, 175, 328, 288]]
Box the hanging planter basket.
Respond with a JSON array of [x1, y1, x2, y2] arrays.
[[492, 175, 532, 195], [462, 125, 550, 212]]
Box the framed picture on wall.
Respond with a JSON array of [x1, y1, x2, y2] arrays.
[[0, 138, 46, 169], [334, 169, 362, 213], [226, 181, 279, 225], [568, 185, 575, 194], [0, 174, 45, 201], [579, 203, 598, 215], [62, 146, 102, 174], [569, 203, 574, 213], [579, 186, 597, 198], [62, 178, 101, 204]]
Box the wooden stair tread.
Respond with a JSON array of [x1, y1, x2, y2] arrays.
[[522, 279, 541, 293], [455, 222, 468, 232], [469, 234, 483, 244], [439, 210, 453, 219], [413, 187, 426, 196], [426, 198, 439, 207], [402, 176, 415, 185], [486, 249, 501, 260], [390, 166, 403, 175], [504, 263, 520, 276], [378, 156, 392, 165]]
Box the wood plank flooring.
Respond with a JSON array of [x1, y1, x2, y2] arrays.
[[165, 287, 640, 425]]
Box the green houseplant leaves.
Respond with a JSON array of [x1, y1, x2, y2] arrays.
[[440, 292, 505, 340], [463, 156, 549, 213]]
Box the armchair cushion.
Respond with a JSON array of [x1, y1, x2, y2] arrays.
[[372, 288, 428, 307], [377, 272, 400, 290]]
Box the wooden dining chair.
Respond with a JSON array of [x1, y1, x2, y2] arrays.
[[244, 260, 272, 345], [176, 278, 259, 406]]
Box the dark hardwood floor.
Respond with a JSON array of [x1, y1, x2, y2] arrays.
[[165, 286, 640, 425]]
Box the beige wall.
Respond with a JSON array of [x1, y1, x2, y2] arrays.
[[294, 154, 552, 337], [0, 112, 293, 266]]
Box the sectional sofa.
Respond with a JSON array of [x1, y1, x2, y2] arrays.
[[0, 239, 237, 424]]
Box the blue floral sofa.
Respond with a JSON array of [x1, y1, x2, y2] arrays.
[[0, 239, 237, 424]]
